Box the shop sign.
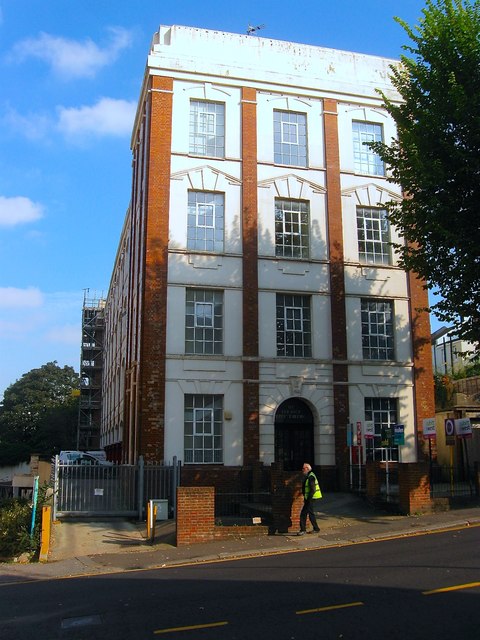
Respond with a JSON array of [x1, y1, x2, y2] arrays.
[[455, 418, 472, 438], [347, 423, 353, 447], [356, 421, 362, 446], [364, 421, 375, 439], [393, 424, 405, 445], [422, 417, 437, 439], [380, 426, 392, 447]]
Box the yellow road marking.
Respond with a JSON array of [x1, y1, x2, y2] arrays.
[[297, 601, 364, 615], [423, 582, 480, 595], [154, 621, 228, 634]]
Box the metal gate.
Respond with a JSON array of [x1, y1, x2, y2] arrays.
[[53, 456, 181, 519]]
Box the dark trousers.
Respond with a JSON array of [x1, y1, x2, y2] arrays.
[[300, 499, 319, 531]]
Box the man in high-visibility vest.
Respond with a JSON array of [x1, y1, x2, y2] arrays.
[[298, 463, 322, 535]]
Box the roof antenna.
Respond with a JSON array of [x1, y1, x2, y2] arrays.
[[246, 24, 265, 35]]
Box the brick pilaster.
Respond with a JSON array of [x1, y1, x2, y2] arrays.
[[138, 76, 173, 462], [241, 86, 259, 465], [408, 272, 436, 460], [324, 98, 349, 486]]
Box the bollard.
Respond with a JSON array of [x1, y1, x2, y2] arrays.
[[146, 501, 157, 542], [39, 505, 51, 562], [151, 506, 157, 542]]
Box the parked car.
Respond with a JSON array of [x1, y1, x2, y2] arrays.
[[58, 452, 115, 479], [59, 451, 112, 466]]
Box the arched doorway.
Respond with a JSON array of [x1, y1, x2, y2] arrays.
[[274, 398, 314, 471]]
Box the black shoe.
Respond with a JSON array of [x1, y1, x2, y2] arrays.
[[313, 528, 320, 533], [297, 530, 306, 536]]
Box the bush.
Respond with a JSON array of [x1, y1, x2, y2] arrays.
[[0, 483, 51, 560], [0, 498, 33, 559]]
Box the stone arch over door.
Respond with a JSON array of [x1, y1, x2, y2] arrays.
[[274, 398, 314, 471]]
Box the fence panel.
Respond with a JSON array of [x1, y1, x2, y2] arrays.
[[379, 462, 399, 504], [349, 464, 366, 494], [430, 465, 476, 499]]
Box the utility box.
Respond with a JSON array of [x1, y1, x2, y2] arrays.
[[151, 499, 168, 520]]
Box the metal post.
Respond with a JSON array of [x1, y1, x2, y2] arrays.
[[30, 476, 39, 538], [53, 455, 59, 522], [358, 447, 362, 492], [137, 455, 144, 521], [172, 456, 179, 518], [349, 445, 353, 491], [427, 437, 434, 498], [385, 458, 390, 501]]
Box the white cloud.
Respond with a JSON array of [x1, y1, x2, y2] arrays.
[[0, 196, 44, 227], [0, 286, 43, 308], [57, 97, 136, 138], [10, 27, 133, 79], [1, 107, 51, 141]]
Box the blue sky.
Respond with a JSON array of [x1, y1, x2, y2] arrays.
[[0, 0, 432, 398]]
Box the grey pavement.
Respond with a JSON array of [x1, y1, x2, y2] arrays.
[[1, 493, 480, 583]]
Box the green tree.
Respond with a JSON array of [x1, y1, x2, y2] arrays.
[[371, 0, 480, 352], [0, 362, 79, 465]]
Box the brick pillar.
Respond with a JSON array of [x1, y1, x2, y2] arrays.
[[138, 75, 173, 462], [176, 486, 215, 546], [271, 467, 303, 533], [408, 271, 436, 461], [398, 463, 433, 515], [324, 98, 349, 487], [241, 86, 259, 466]]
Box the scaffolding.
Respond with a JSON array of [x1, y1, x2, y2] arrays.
[[77, 291, 105, 450]]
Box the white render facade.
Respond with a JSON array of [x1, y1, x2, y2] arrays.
[[101, 26, 435, 487]]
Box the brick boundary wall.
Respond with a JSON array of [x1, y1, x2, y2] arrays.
[[176, 486, 269, 546]]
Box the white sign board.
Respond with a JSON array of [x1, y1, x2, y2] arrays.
[[422, 417, 437, 439], [455, 418, 472, 438], [364, 421, 375, 439]]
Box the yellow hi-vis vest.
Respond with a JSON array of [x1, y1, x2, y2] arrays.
[[305, 471, 322, 499]]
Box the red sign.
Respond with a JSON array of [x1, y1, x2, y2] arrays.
[[356, 421, 362, 446]]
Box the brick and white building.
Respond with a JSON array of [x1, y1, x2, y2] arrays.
[[100, 26, 435, 489]]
